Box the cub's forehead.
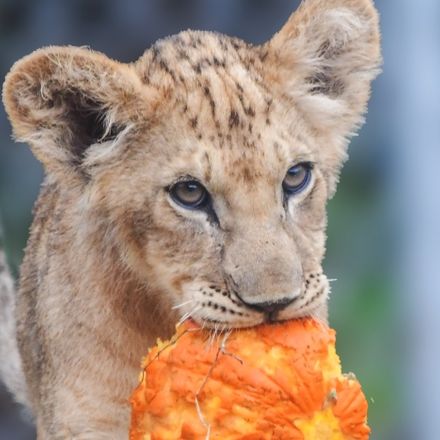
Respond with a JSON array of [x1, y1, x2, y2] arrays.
[[136, 29, 265, 92], [134, 30, 311, 186], [135, 30, 273, 131]]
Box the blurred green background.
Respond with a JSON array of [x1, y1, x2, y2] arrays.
[[1, 1, 438, 439]]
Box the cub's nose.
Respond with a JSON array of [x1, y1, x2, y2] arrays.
[[239, 297, 297, 314]]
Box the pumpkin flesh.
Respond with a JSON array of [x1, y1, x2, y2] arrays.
[[130, 318, 370, 440]]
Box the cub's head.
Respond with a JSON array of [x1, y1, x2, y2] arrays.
[[3, 0, 381, 329]]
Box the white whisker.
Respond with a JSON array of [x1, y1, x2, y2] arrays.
[[210, 324, 218, 348], [177, 312, 191, 326], [177, 305, 201, 326], [201, 319, 207, 331], [208, 323, 221, 349], [172, 299, 195, 310], [220, 328, 231, 351], [327, 278, 338, 283]]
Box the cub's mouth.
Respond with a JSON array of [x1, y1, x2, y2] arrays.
[[174, 271, 330, 330]]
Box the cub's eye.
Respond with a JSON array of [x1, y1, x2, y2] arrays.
[[169, 180, 209, 209], [282, 162, 312, 195]]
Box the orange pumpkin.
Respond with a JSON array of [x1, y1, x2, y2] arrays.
[[130, 318, 370, 439]]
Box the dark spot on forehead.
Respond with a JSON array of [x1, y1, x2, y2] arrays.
[[241, 166, 253, 183], [245, 106, 255, 117], [231, 40, 241, 51], [193, 63, 202, 74], [213, 56, 225, 68], [259, 49, 269, 63], [203, 151, 212, 182], [203, 86, 216, 118], [151, 45, 160, 61], [229, 110, 240, 129], [189, 117, 198, 128], [190, 38, 200, 49], [178, 49, 189, 60]]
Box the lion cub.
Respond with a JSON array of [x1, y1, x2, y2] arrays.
[[1, 0, 381, 437]]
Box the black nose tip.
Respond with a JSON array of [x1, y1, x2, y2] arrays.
[[241, 296, 297, 314]]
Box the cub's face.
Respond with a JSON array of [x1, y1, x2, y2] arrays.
[[3, 0, 381, 329], [99, 35, 331, 328]]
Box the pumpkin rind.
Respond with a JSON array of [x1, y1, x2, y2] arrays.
[[130, 318, 370, 440]]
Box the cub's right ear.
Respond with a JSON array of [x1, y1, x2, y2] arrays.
[[3, 46, 154, 181]]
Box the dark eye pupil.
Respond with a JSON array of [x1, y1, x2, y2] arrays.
[[170, 180, 208, 208], [283, 163, 311, 195]]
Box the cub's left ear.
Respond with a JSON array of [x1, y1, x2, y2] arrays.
[[263, 0, 382, 192]]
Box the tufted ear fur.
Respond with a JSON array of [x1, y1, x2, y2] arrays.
[[2, 46, 154, 182], [263, 0, 382, 195]]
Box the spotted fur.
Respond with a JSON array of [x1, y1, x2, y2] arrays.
[[2, 0, 381, 437]]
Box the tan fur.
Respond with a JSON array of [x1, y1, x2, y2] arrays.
[[2, 0, 381, 437]]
